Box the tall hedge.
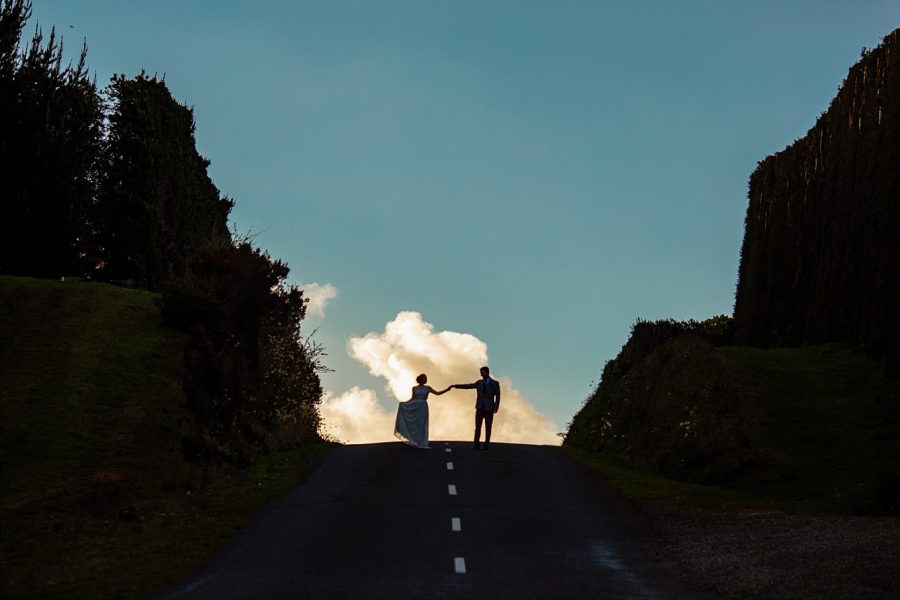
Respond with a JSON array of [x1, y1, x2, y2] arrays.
[[733, 30, 900, 362]]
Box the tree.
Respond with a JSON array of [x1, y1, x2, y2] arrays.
[[0, 0, 102, 277], [94, 73, 233, 289], [733, 30, 900, 362], [161, 239, 324, 460]]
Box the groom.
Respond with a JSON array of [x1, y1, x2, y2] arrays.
[[452, 366, 500, 450]]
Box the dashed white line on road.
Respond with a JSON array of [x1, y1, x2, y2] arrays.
[[448, 484, 457, 495], [445, 448, 452, 453], [446, 462, 454, 471], [451, 517, 462, 532], [454, 557, 467, 574]]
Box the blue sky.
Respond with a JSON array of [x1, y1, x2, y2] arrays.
[[32, 1, 898, 437]]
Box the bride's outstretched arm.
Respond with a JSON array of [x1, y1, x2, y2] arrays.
[[430, 386, 451, 395]]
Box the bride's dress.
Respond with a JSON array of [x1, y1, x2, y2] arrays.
[[394, 385, 431, 448]]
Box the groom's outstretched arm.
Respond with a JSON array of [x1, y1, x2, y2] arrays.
[[453, 382, 477, 390]]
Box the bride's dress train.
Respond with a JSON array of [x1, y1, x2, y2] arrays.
[[395, 385, 430, 448]]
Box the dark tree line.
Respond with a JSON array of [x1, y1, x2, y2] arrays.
[[0, 0, 231, 287], [0, 0, 325, 462], [0, 0, 101, 278], [733, 29, 900, 364], [96, 74, 234, 290], [566, 31, 900, 497]]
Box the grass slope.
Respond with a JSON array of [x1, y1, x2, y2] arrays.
[[722, 344, 900, 513], [0, 276, 331, 599], [565, 343, 900, 514]]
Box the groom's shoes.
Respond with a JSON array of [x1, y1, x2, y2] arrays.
[[483, 443, 490, 450], [470, 444, 480, 450]]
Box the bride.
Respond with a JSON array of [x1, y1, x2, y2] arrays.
[[394, 373, 450, 449]]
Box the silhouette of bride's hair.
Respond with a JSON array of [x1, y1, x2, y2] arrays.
[[416, 373, 427, 385]]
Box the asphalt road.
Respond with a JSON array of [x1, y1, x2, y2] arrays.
[[159, 442, 694, 599]]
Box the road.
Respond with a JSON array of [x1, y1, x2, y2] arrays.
[[160, 442, 694, 599]]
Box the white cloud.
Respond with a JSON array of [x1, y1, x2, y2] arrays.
[[319, 387, 395, 444], [319, 311, 560, 445], [300, 282, 337, 317]]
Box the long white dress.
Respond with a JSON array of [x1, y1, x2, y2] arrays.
[[394, 385, 431, 448]]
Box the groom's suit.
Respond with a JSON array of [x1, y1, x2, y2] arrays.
[[456, 378, 500, 447]]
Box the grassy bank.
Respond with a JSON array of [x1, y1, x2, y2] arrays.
[[0, 276, 333, 599], [564, 343, 900, 514], [560, 446, 770, 511]]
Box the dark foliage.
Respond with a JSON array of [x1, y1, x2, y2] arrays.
[[733, 29, 900, 364], [596, 316, 734, 388], [564, 317, 748, 482], [0, 0, 102, 278], [0, 4, 326, 467], [567, 30, 900, 490], [94, 73, 233, 290], [161, 240, 323, 464]]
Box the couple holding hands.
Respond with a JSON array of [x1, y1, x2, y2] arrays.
[[394, 366, 500, 450]]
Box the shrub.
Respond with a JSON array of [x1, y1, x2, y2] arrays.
[[161, 239, 323, 468], [565, 316, 749, 482]]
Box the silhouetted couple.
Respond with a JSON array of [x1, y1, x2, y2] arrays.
[[393, 366, 501, 450]]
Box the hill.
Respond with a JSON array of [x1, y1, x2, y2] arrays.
[[0, 276, 330, 599], [566, 30, 900, 514], [564, 320, 900, 514]]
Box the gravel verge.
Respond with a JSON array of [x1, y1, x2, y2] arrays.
[[640, 503, 900, 599]]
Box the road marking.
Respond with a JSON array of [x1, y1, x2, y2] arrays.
[[454, 557, 467, 574], [445, 448, 452, 453], [446, 462, 454, 471], [451, 517, 462, 532], [448, 484, 457, 495]]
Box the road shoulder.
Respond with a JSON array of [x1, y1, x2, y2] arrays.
[[639, 502, 900, 599]]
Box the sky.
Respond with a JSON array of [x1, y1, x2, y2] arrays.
[[31, 1, 899, 443]]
